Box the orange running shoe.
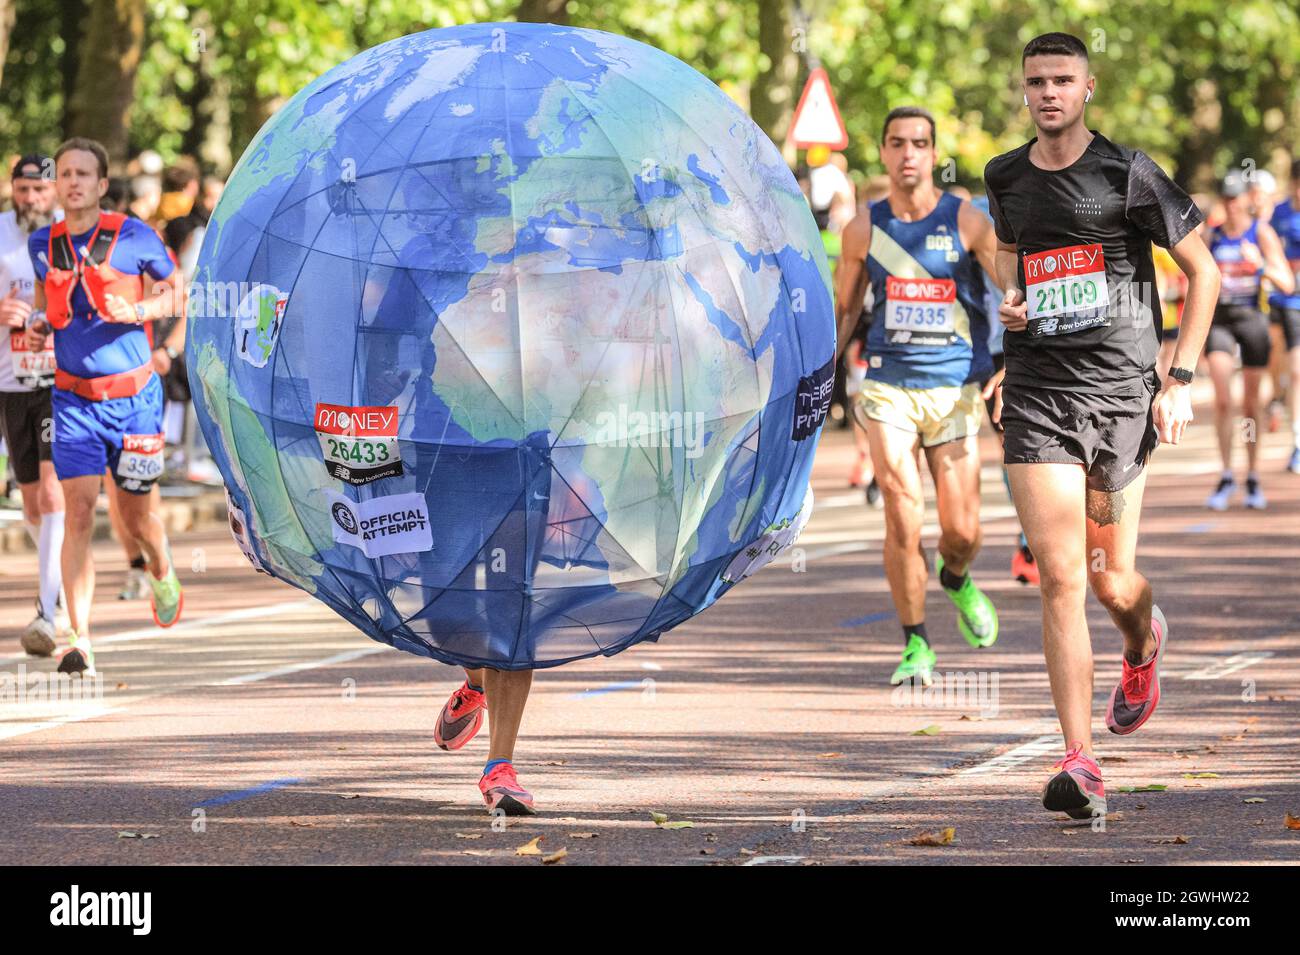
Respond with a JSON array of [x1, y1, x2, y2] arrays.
[[1011, 546, 1039, 586], [479, 761, 535, 815], [434, 681, 486, 751]]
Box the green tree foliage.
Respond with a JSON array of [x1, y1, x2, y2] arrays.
[[0, 0, 1295, 188]]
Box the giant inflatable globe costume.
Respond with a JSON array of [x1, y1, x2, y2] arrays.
[[189, 22, 836, 670]]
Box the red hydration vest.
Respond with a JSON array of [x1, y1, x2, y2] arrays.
[[44, 211, 145, 329]]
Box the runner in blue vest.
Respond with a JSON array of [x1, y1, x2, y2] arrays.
[[835, 106, 1002, 687], [1268, 158, 1300, 474], [25, 138, 186, 675], [1204, 170, 1294, 510]]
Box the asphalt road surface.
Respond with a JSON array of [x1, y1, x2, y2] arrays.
[[1, 401, 1297, 865]]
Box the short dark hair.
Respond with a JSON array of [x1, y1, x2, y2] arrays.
[[54, 137, 110, 180], [881, 106, 936, 146], [1291, 158, 1300, 181], [1023, 32, 1089, 64], [163, 156, 200, 192]]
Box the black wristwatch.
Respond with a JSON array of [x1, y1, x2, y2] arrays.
[[1168, 366, 1194, 385]]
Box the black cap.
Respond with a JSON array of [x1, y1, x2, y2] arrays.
[[11, 154, 53, 181]]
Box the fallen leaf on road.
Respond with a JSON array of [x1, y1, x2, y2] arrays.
[[117, 832, 158, 839], [1117, 784, 1167, 793], [1285, 814, 1300, 831], [912, 725, 942, 736], [1124, 858, 1144, 864], [738, 848, 757, 856], [541, 848, 567, 865], [516, 837, 544, 856], [816, 752, 843, 759], [1182, 772, 1219, 779], [699, 848, 714, 855], [650, 811, 694, 829], [455, 832, 482, 840], [462, 849, 495, 857], [289, 820, 315, 828], [813, 836, 832, 842], [906, 827, 955, 847], [116, 682, 128, 690], [1243, 798, 1266, 804], [1104, 756, 1128, 763], [1152, 835, 1190, 845], [958, 714, 983, 721], [545, 760, 567, 766], [338, 794, 361, 800], [569, 832, 598, 839]]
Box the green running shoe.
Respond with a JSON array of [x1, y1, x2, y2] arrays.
[[149, 550, 184, 628], [936, 555, 998, 648], [890, 634, 937, 686]]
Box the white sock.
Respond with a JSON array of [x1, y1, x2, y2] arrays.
[[1292, 420, 1300, 444], [37, 511, 64, 620]]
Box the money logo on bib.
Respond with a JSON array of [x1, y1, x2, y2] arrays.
[[884, 276, 957, 346], [1023, 243, 1110, 336], [314, 403, 403, 485]]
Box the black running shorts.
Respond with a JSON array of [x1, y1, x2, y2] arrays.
[[0, 388, 54, 485], [1273, 306, 1300, 352], [1000, 378, 1158, 493], [1206, 305, 1272, 368]]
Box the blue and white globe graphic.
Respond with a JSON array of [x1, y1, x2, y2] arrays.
[[188, 22, 835, 669]]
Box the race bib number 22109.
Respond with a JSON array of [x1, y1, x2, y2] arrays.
[[1023, 243, 1110, 336]]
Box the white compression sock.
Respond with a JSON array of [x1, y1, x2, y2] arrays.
[[37, 511, 65, 620]]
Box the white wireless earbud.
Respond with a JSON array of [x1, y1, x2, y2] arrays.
[[1023, 94, 1029, 107], [1085, 90, 1092, 103]]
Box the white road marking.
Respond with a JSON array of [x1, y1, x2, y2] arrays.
[[958, 733, 1060, 776], [212, 645, 390, 686], [1182, 651, 1275, 681], [0, 599, 317, 669], [742, 855, 806, 866]]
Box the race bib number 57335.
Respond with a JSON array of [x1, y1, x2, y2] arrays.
[[314, 403, 403, 486], [1023, 243, 1110, 336], [884, 276, 957, 346]]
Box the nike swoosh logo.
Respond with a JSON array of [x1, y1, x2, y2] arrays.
[[1123, 462, 1138, 472], [1180, 203, 1194, 220]]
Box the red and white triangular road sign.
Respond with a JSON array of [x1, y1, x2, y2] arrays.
[[789, 67, 848, 150]]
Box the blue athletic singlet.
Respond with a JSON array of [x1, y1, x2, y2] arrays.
[[1269, 199, 1300, 311], [864, 192, 991, 389], [28, 214, 173, 379], [1208, 219, 1263, 307]]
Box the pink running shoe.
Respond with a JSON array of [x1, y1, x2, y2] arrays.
[[434, 681, 486, 751], [1042, 743, 1107, 819], [479, 762, 535, 815], [1106, 604, 1167, 736]]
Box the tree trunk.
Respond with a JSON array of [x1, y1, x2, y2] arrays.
[[516, 0, 568, 25], [65, 0, 145, 167], [0, 0, 14, 90], [1170, 75, 1220, 192], [181, 7, 232, 175], [751, 0, 799, 152]]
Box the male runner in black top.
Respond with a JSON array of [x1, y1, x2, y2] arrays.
[[984, 33, 1220, 819]]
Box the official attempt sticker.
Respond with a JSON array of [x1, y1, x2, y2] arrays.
[[314, 403, 403, 485], [1023, 243, 1110, 336], [325, 490, 433, 558]]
